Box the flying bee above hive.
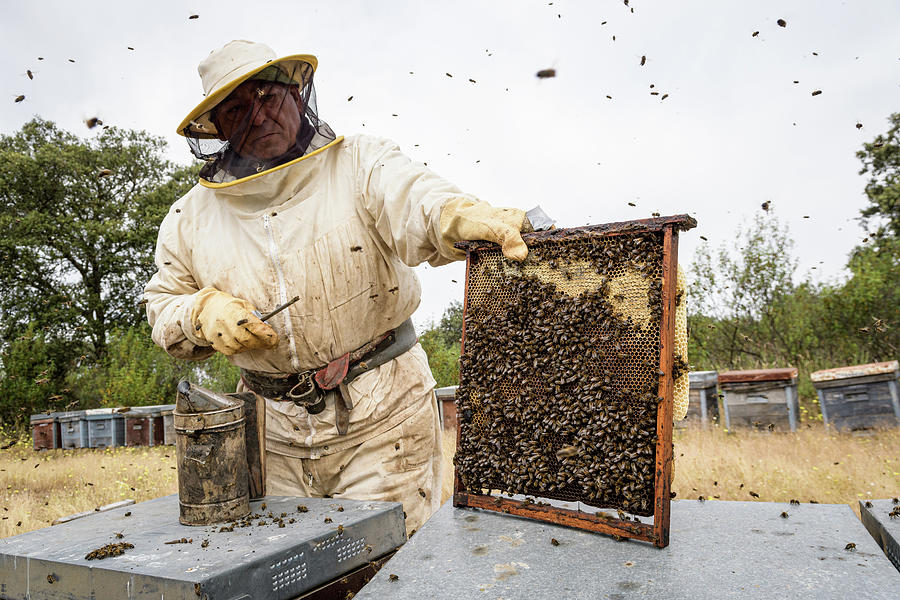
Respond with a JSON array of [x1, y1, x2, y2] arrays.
[[453, 215, 695, 548]]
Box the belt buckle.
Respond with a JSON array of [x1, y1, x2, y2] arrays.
[[287, 372, 327, 415]]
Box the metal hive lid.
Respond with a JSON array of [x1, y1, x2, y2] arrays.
[[0, 495, 406, 600], [810, 360, 899, 382]]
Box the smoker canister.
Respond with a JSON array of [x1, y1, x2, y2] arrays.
[[174, 383, 250, 525]]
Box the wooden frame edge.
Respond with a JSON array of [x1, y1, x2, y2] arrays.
[[652, 225, 678, 548], [454, 493, 656, 543]]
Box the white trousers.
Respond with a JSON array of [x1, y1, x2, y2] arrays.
[[265, 391, 443, 536]]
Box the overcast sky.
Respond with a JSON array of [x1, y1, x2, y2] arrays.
[[1, 1, 898, 331]]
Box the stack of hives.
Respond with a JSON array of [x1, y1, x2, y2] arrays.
[[31, 404, 176, 450]]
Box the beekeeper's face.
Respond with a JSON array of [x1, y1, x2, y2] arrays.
[[213, 80, 302, 161]]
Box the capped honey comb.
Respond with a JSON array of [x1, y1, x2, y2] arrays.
[[673, 266, 689, 420]]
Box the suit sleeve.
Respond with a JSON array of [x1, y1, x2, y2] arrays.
[[353, 136, 478, 267], [142, 205, 215, 361]]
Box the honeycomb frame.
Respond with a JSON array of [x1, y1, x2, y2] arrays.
[[452, 215, 696, 548]]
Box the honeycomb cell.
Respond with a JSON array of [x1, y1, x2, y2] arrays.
[[455, 231, 680, 517], [673, 266, 689, 420]]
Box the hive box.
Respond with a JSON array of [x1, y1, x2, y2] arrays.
[[84, 408, 125, 448], [678, 370, 719, 428], [54, 410, 88, 449], [355, 500, 899, 600], [124, 406, 166, 447], [434, 385, 458, 432], [30, 413, 59, 450], [811, 361, 900, 431], [159, 403, 177, 445], [0, 495, 405, 600], [719, 368, 799, 431]]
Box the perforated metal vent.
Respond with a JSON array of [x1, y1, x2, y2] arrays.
[[270, 552, 308, 592], [312, 533, 368, 563]]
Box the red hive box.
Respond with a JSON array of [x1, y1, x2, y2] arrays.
[[30, 413, 59, 450]]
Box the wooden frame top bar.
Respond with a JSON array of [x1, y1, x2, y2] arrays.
[[455, 214, 697, 251]]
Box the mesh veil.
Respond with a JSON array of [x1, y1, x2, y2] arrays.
[[183, 60, 336, 184]]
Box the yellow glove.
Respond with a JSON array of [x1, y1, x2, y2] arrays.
[[440, 198, 528, 261], [191, 288, 279, 356]]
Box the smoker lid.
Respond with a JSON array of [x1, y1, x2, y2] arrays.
[[718, 367, 798, 384], [810, 360, 899, 383]]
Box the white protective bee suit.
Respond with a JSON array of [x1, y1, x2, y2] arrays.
[[145, 130, 520, 533]]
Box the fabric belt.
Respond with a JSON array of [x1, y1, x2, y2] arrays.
[[240, 318, 417, 422]]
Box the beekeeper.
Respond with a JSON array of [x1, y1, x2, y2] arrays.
[[143, 40, 529, 534]]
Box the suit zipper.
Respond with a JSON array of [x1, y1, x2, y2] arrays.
[[263, 214, 301, 372]]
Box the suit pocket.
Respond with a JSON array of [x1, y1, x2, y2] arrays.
[[381, 398, 437, 474]]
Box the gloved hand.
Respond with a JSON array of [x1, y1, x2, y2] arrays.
[[191, 287, 279, 356], [440, 198, 529, 261]]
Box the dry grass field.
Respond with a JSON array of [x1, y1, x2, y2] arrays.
[[2, 424, 898, 539], [1, 441, 177, 539]]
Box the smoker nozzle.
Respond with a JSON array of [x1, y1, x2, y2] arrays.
[[176, 380, 242, 414]]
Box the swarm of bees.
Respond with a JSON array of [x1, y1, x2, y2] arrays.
[[454, 230, 668, 516], [85, 542, 134, 560]]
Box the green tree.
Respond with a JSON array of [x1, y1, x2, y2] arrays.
[[833, 112, 900, 360], [419, 329, 460, 388], [0, 325, 73, 425], [858, 112, 900, 243], [0, 118, 194, 360], [817, 238, 900, 362], [419, 302, 463, 387], [65, 322, 242, 410], [437, 300, 463, 347], [97, 323, 192, 408], [198, 352, 242, 394], [688, 211, 818, 371]]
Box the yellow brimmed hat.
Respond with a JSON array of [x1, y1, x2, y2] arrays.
[[177, 40, 317, 139]]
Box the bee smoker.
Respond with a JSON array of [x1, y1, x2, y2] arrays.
[[174, 380, 266, 526]]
